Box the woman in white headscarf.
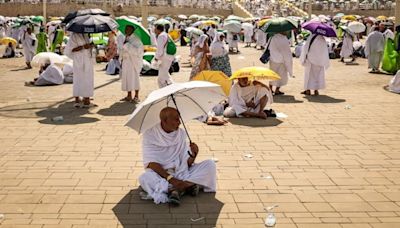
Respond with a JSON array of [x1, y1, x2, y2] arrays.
[[210, 32, 232, 76], [190, 34, 210, 80]]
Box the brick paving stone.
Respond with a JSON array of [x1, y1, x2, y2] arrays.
[[1, 43, 400, 228]]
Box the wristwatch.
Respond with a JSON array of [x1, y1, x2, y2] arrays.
[[166, 174, 174, 182]]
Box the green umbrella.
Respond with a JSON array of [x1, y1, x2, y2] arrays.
[[261, 17, 298, 33], [116, 18, 152, 45], [143, 52, 155, 63], [154, 19, 172, 27], [32, 16, 44, 23]]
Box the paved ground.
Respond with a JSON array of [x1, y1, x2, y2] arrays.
[[0, 43, 399, 228]]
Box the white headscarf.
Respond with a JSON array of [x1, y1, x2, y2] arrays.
[[210, 32, 227, 57], [194, 34, 208, 48]]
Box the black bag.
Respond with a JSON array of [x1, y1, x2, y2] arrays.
[[259, 39, 272, 64]]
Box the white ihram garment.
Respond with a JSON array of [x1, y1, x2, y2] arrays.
[[155, 32, 174, 88], [340, 33, 353, 58], [139, 124, 217, 204], [268, 34, 293, 87], [35, 64, 64, 86], [365, 31, 385, 70], [22, 32, 36, 62], [389, 70, 400, 93], [64, 33, 94, 98], [120, 34, 144, 91]]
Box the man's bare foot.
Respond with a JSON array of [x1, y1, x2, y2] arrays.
[[258, 112, 267, 119], [314, 90, 319, 96], [120, 97, 132, 102]]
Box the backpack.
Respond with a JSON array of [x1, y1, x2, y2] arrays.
[[166, 35, 177, 55]]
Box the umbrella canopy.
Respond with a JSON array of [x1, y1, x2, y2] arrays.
[[226, 15, 243, 22], [302, 21, 337, 37], [0, 37, 17, 46], [178, 14, 187, 20], [192, 71, 231, 96], [143, 52, 155, 63], [189, 14, 199, 20], [66, 14, 118, 34], [116, 18, 151, 45], [342, 15, 356, 21], [223, 21, 242, 33], [0, 16, 5, 24], [241, 22, 253, 30], [154, 19, 172, 27], [230, 67, 281, 81], [147, 16, 157, 22], [198, 16, 208, 21], [377, 15, 387, 21], [46, 20, 61, 27], [210, 16, 221, 22], [347, 21, 366, 34], [31, 52, 70, 66], [125, 81, 226, 134], [32, 16, 44, 23], [185, 27, 204, 36], [258, 18, 270, 27], [63, 8, 109, 24], [261, 17, 298, 33]]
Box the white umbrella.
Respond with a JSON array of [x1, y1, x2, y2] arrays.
[[223, 21, 242, 33], [185, 27, 204, 36], [241, 22, 253, 30], [125, 81, 226, 136], [178, 14, 187, 20], [348, 21, 366, 33], [31, 52, 68, 67]]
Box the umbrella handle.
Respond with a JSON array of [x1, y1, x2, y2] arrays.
[[170, 94, 192, 144]]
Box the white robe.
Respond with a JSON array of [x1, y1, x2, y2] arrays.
[[340, 33, 353, 58], [256, 29, 266, 47], [21, 32, 36, 62], [365, 31, 385, 70], [224, 82, 273, 117], [120, 34, 144, 91], [35, 64, 64, 86], [62, 63, 73, 83], [227, 32, 238, 49], [389, 71, 400, 93], [243, 27, 253, 43], [268, 34, 293, 87], [139, 124, 217, 204], [155, 32, 174, 88], [300, 35, 330, 90], [64, 33, 94, 98]]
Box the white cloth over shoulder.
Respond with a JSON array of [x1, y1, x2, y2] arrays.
[[210, 32, 228, 57], [300, 35, 329, 90], [155, 32, 174, 88], [340, 33, 353, 58], [389, 70, 400, 93], [22, 31, 37, 62], [35, 64, 64, 85], [268, 33, 293, 87], [365, 31, 385, 57], [225, 82, 273, 117], [120, 34, 144, 91], [139, 124, 217, 204], [64, 33, 94, 98]]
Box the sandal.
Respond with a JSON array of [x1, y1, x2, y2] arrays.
[[186, 184, 200, 197], [300, 90, 311, 95], [132, 97, 140, 104], [274, 91, 285, 96], [120, 97, 132, 102], [168, 190, 181, 206], [73, 102, 81, 108], [81, 103, 97, 109], [314, 90, 319, 96]]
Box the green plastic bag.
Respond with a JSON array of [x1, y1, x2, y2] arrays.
[[382, 38, 399, 74], [166, 36, 177, 55]]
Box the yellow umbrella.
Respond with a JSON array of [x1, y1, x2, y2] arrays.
[[342, 15, 357, 21], [230, 67, 280, 81], [50, 17, 61, 21], [258, 18, 270, 27], [168, 29, 180, 42], [200, 20, 217, 27], [144, 46, 157, 52], [377, 15, 388, 21], [0, 37, 17, 46], [192, 71, 231, 96]]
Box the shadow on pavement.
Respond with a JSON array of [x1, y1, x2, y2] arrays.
[[97, 102, 137, 116], [228, 117, 283, 127], [273, 95, 303, 103], [36, 102, 99, 125], [113, 188, 224, 227], [0, 101, 56, 118], [304, 95, 346, 103]]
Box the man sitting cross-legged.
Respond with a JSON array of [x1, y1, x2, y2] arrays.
[[139, 107, 217, 206], [223, 77, 273, 119]]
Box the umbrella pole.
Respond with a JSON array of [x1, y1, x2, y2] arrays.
[[170, 94, 192, 143]]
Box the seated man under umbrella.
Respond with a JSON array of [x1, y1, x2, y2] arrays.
[[25, 59, 64, 86], [224, 77, 273, 119], [139, 107, 217, 206]]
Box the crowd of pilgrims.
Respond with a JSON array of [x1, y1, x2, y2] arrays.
[[1, 14, 399, 110]]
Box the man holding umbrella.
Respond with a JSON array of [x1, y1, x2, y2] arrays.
[[120, 25, 144, 103], [139, 107, 217, 206]]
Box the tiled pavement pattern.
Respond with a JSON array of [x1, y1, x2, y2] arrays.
[[0, 43, 399, 228]]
